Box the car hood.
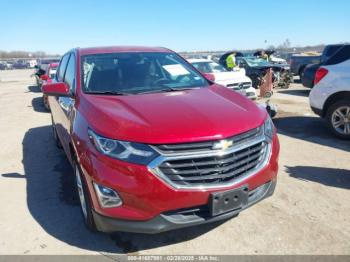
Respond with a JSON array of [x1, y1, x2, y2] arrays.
[[81, 85, 267, 144]]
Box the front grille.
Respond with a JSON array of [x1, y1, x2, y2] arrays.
[[153, 127, 262, 154], [157, 141, 267, 187], [227, 82, 251, 90]]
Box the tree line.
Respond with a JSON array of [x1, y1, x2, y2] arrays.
[[0, 50, 60, 59]]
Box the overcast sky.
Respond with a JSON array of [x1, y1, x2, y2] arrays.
[[1, 0, 349, 54]]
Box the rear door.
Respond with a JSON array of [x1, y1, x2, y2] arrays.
[[50, 53, 70, 141], [57, 53, 77, 156], [49, 52, 77, 156]]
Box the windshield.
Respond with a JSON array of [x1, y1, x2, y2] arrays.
[[191, 61, 227, 73], [244, 58, 272, 67], [81, 52, 209, 95]]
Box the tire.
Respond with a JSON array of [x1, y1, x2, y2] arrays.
[[299, 67, 305, 80], [74, 162, 97, 232], [51, 116, 62, 148], [43, 94, 50, 111], [326, 100, 350, 140]]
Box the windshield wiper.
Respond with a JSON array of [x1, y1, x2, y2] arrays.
[[85, 91, 130, 96], [136, 86, 201, 95], [174, 87, 201, 91], [135, 86, 178, 94]]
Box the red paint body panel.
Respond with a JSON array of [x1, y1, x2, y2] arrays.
[[81, 85, 267, 144], [48, 46, 280, 226], [42, 82, 70, 96]]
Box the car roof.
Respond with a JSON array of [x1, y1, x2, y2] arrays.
[[77, 46, 172, 56], [187, 58, 213, 63]]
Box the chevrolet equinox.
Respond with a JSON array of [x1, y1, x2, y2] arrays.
[[43, 46, 280, 234]]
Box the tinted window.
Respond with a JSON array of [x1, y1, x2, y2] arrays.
[[57, 54, 70, 81], [321, 45, 343, 63], [324, 46, 350, 65], [324, 45, 342, 57], [64, 54, 76, 92], [81, 52, 209, 95]]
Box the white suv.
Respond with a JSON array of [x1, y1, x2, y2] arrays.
[[309, 45, 350, 139], [188, 59, 257, 100]]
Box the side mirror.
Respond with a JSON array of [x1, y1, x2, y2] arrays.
[[40, 74, 49, 81], [202, 73, 215, 82], [42, 82, 70, 97]]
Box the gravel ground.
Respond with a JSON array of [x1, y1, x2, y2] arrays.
[[0, 69, 349, 256]]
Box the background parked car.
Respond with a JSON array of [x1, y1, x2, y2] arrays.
[[40, 62, 59, 110], [253, 50, 288, 65], [33, 59, 60, 86], [0, 62, 6, 70], [12, 60, 29, 69], [4, 61, 13, 70], [309, 45, 350, 139], [235, 57, 291, 89], [290, 54, 321, 79], [302, 44, 349, 88], [188, 58, 257, 100], [27, 59, 38, 68], [34, 64, 50, 87]]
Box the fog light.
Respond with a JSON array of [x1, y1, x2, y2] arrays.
[[93, 183, 122, 208]]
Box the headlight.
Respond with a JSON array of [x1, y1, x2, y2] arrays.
[[88, 129, 158, 165], [264, 116, 275, 142]]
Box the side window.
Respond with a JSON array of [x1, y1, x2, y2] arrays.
[[57, 54, 70, 82], [321, 45, 342, 63], [64, 54, 76, 93], [324, 46, 342, 57], [325, 46, 350, 65]]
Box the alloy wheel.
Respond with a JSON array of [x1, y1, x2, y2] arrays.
[[331, 106, 350, 135], [75, 165, 87, 219]]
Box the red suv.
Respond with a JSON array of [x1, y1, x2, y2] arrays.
[[39, 62, 59, 110], [43, 46, 279, 234]]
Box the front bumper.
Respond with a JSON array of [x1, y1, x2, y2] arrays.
[[92, 179, 276, 234], [80, 134, 279, 222]]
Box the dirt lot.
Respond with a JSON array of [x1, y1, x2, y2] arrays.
[[0, 69, 349, 256]]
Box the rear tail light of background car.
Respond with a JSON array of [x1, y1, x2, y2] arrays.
[[314, 67, 329, 85]]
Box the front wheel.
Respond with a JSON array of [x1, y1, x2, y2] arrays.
[[299, 67, 305, 80], [326, 100, 350, 139], [74, 162, 96, 232], [43, 94, 50, 111]]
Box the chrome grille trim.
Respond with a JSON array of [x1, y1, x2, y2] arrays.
[[148, 132, 272, 190], [152, 127, 262, 156], [227, 82, 252, 89]]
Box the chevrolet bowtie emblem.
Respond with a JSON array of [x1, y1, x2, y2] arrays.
[[213, 140, 233, 150]]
